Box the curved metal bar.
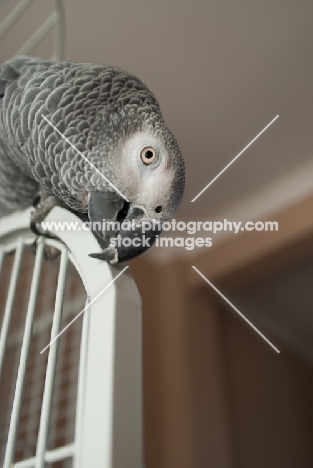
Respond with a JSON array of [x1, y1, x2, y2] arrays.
[[53, 0, 66, 61], [0, 0, 35, 41], [0, 0, 66, 61], [16, 11, 59, 57]]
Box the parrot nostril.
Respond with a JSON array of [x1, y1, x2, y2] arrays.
[[155, 206, 162, 213], [116, 200, 131, 223]]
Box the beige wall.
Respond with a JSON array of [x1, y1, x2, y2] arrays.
[[130, 194, 313, 468]]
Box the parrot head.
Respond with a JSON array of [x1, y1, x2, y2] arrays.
[[85, 110, 185, 264]]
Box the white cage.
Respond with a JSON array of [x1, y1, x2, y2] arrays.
[[0, 207, 143, 468], [0, 2, 143, 466]]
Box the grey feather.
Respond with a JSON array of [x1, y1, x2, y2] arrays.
[[0, 56, 185, 261]]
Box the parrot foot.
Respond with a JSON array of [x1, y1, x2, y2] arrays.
[[89, 246, 119, 264], [30, 192, 65, 260], [31, 192, 63, 223], [30, 193, 64, 238]]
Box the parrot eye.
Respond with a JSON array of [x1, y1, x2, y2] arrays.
[[140, 147, 157, 165]]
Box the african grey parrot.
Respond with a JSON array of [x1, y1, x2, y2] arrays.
[[0, 56, 185, 263]]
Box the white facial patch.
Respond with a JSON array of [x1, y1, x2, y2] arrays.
[[118, 131, 175, 215]]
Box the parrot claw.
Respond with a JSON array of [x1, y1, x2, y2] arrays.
[[30, 191, 65, 241], [30, 220, 57, 241], [32, 194, 41, 207], [31, 237, 61, 261], [89, 246, 119, 264], [30, 191, 66, 260], [31, 193, 64, 224]]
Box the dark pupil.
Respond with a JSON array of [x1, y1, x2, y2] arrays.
[[145, 150, 154, 159], [155, 206, 162, 213]]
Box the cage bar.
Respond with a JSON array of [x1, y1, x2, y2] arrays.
[[0, 0, 35, 41], [0, 206, 143, 468], [3, 238, 45, 468], [35, 248, 68, 468], [0, 238, 24, 378]]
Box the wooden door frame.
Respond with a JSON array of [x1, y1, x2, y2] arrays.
[[131, 192, 313, 468], [189, 192, 313, 290]]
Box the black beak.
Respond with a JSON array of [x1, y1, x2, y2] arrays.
[[88, 190, 161, 264]]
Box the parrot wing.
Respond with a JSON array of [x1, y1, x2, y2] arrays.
[[0, 58, 40, 217]]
